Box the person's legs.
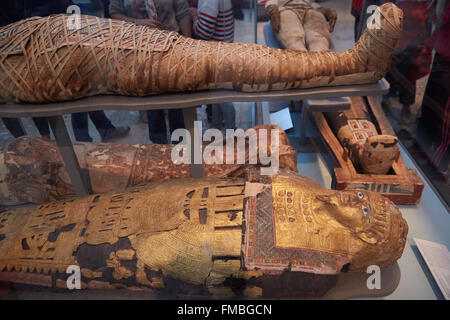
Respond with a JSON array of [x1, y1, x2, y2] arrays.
[[430, 98, 450, 172], [2, 118, 25, 138], [89, 111, 130, 141], [210, 104, 224, 129], [420, 53, 450, 128], [139, 110, 148, 123], [354, 16, 360, 42], [276, 9, 307, 51], [32, 117, 51, 138], [168, 108, 185, 142], [304, 9, 331, 52], [147, 109, 168, 144], [398, 79, 416, 124], [71, 112, 92, 142], [206, 105, 213, 124], [88, 111, 114, 134], [219, 102, 236, 129], [382, 68, 401, 115]]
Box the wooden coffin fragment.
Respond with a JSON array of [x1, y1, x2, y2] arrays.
[[0, 125, 297, 205], [311, 96, 423, 205]]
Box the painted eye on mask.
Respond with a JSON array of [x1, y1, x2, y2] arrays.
[[357, 192, 364, 199], [362, 205, 369, 218]]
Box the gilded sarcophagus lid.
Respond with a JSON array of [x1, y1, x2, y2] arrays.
[[0, 170, 408, 298]]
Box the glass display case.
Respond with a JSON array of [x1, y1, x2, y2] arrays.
[[0, 0, 448, 301]]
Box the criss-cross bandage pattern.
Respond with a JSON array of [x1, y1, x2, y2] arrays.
[[0, 3, 402, 104]]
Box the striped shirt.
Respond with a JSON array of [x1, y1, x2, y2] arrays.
[[265, 0, 314, 7], [187, 0, 198, 8], [194, 0, 234, 43]]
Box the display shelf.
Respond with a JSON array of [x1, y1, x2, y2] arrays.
[[0, 263, 401, 300], [0, 81, 388, 117]]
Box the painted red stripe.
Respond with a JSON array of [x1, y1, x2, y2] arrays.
[[211, 34, 234, 42], [198, 19, 215, 31], [218, 8, 233, 14], [217, 17, 234, 23], [195, 27, 213, 39], [199, 12, 217, 21], [214, 25, 234, 33]]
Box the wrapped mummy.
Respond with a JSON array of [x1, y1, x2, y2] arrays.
[[0, 170, 407, 298], [265, 0, 337, 51], [0, 3, 403, 103]]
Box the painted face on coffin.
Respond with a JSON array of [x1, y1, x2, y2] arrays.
[[296, 179, 408, 271], [5, 136, 59, 166], [6, 137, 42, 166], [316, 190, 376, 244]]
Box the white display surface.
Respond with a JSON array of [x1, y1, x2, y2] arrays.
[[269, 107, 294, 131], [414, 238, 450, 300], [297, 121, 450, 300]]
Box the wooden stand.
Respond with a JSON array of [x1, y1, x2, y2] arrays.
[[311, 95, 424, 205]]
